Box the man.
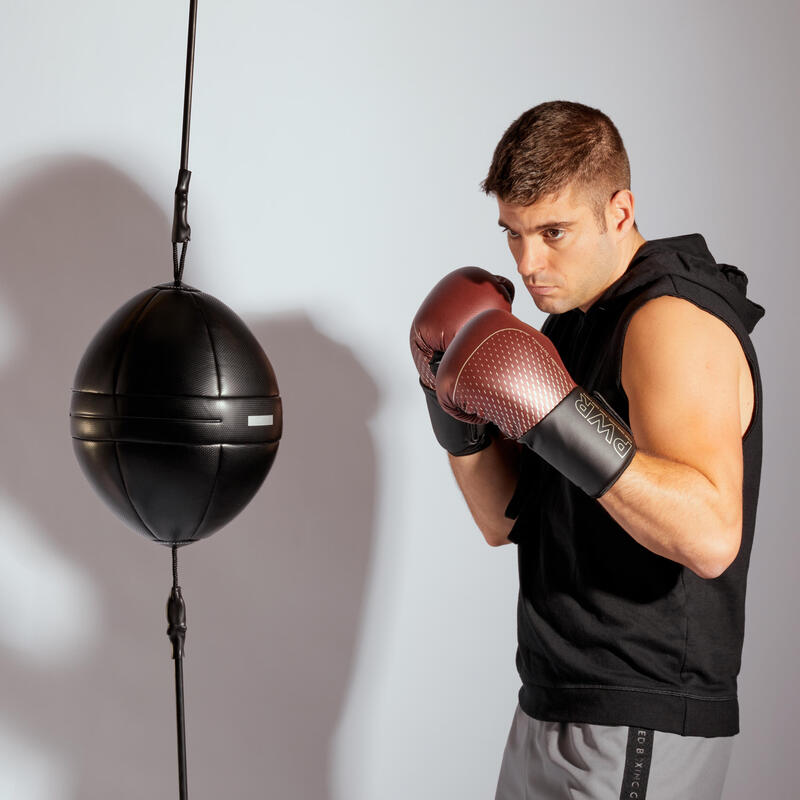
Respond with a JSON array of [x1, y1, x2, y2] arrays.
[[410, 101, 764, 799]]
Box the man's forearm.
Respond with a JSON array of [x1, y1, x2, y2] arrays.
[[447, 434, 522, 546], [599, 451, 742, 579]]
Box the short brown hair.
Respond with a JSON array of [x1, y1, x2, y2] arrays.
[[482, 101, 633, 230]]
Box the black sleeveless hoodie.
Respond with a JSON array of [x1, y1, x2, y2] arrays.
[[504, 233, 764, 737]]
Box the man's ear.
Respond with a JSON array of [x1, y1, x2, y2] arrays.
[[610, 189, 636, 235]]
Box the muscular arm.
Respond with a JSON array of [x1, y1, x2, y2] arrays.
[[599, 295, 754, 579], [447, 435, 522, 547]]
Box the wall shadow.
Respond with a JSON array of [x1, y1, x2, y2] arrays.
[[0, 156, 378, 799]]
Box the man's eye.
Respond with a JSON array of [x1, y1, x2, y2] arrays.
[[544, 228, 565, 241], [502, 227, 520, 239]]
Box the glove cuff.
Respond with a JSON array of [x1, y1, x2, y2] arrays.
[[420, 381, 493, 456], [518, 387, 636, 497]]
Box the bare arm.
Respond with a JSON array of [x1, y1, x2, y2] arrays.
[[447, 435, 522, 547], [599, 295, 754, 579]]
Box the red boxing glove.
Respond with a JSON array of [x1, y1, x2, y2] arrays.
[[410, 268, 514, 455], [411, 267, 515, 390], [436, 308, 636, 496]]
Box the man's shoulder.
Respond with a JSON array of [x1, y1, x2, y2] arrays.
[[621, 294, 745, 398], [625, 294, 737, 341]]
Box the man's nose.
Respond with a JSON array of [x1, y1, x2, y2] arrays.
[[515, 238, 547, 279]]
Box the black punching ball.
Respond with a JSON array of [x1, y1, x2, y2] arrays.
[[69, 281, 282, 545]]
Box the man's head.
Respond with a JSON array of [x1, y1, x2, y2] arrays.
[[482, 101, 644, 313]]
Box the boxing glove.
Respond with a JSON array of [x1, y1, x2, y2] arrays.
[[435, 308, 636, 496], [410, 267, 515, 455]]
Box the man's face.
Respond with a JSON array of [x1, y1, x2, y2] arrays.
[[497, 184, 628, 314]]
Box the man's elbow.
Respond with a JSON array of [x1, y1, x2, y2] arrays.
[[480, 521, 515, 547], [485, 533, 512, 547], [690, 527, 742, 580]]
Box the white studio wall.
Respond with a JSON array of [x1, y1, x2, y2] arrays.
[[0, 1, 797, 798]]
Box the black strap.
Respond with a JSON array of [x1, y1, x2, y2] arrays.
[[167, 545, 189, 800], [173, 241, 189, 284], [171, 0, 198, 278], [165, 10, 197, 796], [619, 727, 654, 799], [518, 386, 636, 497]]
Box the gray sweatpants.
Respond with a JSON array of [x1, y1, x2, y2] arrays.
[[495, 703, 734, 800]]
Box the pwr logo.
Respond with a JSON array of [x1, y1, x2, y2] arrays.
[[575, 392, 633, 459]]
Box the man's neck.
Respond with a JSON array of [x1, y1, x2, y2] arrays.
[[579, 230, 648, 313]]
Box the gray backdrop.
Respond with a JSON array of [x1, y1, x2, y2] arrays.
[[0, 1, 796, 798]]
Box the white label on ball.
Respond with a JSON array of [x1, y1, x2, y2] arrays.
[[247, 415, 273, 426]]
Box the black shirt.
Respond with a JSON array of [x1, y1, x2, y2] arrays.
[[504, 234, 764, 736]]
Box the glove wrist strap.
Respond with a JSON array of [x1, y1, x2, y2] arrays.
[[518, 387, 636, 497], [421, 381, 493, 456]]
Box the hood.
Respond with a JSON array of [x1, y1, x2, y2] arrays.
[[594, 233, 765, 333]]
